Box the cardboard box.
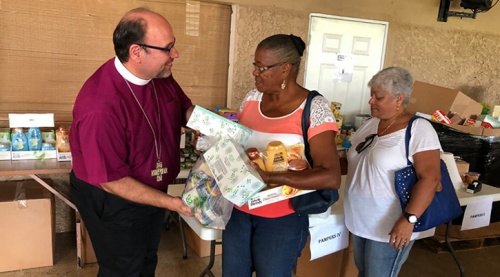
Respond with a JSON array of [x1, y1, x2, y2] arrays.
[[339, 235, 357, 277], [182, 221, 222, 258], [447, 124, 484, 136], [407, 81, 483, 121], [0, 180, 54, 272], [79, 219, 97, 264], [0, 149, 11, 160], [482, 128, 500, 137], [296, 233, 357, 277], [455, 160, 470, 174], [56, 149, 72, 162], [7, 114, 58, 160], [203, 137, 265, 207], [295, 235, 345, 277], [11, 150, 57, 160]]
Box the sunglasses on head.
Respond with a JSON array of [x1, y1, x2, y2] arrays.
[[355, 134, 378, 154]]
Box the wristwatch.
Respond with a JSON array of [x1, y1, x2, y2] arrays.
[[403, 211, 418, 224]]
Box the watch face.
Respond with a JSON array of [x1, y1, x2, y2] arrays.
[[404, 211, 418, 224]]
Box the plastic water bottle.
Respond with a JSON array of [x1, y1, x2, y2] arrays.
[[28, 127, 42, 151]]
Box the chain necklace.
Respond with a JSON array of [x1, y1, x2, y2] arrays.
[[378, 111, 406, 136], [124, 79, 168, 182]]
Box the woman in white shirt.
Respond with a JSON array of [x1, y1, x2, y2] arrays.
[[344, 67, 442, 277]]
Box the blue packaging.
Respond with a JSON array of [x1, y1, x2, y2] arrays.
[[28, 127, 42, 151], [11, 128, 28, 151]]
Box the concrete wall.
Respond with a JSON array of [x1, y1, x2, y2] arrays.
[[219, 0, 499, 110]]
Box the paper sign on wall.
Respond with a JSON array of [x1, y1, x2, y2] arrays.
[[308, 215, 349, 260], [461, 196, 493, 231]]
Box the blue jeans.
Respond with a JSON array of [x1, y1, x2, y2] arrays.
[[353, 235, 415, 277], [222, 209, 309, 277]]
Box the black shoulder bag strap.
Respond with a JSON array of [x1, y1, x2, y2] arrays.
[[292, 90, 339, 214], [302, 90, 321, 166]]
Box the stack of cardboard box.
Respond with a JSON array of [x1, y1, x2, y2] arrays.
[[406, 81, 500, 136]]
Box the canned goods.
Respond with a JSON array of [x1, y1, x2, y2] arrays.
[[432, 110, 451, 124], [196, 179, 220, 198], [331, 102, 342, 116], [182, 188, 204, 210], [195, 195, 223, 226], [336, 115, 343, 128]]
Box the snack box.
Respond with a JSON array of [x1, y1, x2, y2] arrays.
[[247, 144, 314, 209], [247, 185, 314, 209]]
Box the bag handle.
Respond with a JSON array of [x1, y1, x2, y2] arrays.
[[404, 115, 426, 166], [302, 90, 321, 167]]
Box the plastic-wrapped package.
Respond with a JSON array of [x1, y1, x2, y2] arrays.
[[181, 156, 233, 229], [482, 136, 500, 188], [429, 121, 487, 173], [429, 122, 500, 224]]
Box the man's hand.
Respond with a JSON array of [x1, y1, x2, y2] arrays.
[[170, 196, 194, 217]]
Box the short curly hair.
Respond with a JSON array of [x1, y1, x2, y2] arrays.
[[368, 67, 414, 105]]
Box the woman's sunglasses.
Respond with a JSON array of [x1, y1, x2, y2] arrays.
[[355, 134, 378, 154]]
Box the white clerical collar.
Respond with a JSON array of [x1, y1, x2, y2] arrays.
[[114, 57, 150, 86]]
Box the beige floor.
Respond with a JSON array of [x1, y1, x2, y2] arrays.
[[1, 222, 499, 277]]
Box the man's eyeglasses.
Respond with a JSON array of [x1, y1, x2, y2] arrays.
[[253, 62, 284, 73], [355, 134, 378, 154], [138, 38, 176, 53]]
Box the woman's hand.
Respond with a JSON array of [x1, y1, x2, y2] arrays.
[[249, 161, 271, 184], [388, 216, 414, 249]]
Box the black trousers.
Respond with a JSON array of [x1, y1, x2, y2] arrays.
[[71, 171, 166, 277]]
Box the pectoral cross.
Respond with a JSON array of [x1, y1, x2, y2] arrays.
[[151, 160, 168, 182]]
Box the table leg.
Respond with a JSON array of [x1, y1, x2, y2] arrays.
[[76, 213, 83, 269], [178, 213, 188, 259], [199, 240, 221, 277], [445, 220, 465, 277]]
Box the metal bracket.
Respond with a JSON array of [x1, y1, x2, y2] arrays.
[[448, 10, 477, 19]]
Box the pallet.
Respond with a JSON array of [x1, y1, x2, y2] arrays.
[[422, 235, 500, 253]]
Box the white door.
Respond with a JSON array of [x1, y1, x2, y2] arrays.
[[304, 14, 388, 126]]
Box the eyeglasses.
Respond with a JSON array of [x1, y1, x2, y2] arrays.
[[138, 38, 176, 53], [253, 62, 284, 73], [355, 134, 377, 154]]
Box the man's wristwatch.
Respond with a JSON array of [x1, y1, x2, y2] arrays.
[[403, 211, 418, 224]]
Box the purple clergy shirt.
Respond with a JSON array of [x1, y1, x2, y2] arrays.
[[70, 58, 193, 190]]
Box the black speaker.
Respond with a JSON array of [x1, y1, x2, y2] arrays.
[[460, 0, 492, 10]]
